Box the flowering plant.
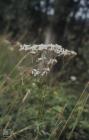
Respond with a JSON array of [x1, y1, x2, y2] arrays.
[[19, 44, 77, 76]]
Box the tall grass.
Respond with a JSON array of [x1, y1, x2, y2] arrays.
[[0, 38, 89, 140]]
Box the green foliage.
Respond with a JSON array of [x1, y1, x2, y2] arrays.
[[0, 40, 89, 140]]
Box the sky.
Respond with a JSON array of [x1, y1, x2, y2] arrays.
[[34, 0, 89, 20]]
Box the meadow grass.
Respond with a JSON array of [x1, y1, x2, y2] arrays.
[[0, 37, 89, 140]]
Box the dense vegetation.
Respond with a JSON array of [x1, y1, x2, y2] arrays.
[[0, 39, 89, 140], [0, 0, 89, 139], [0, 0, 89, 82]]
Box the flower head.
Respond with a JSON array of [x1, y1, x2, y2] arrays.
[[19, 44, 77, 77]]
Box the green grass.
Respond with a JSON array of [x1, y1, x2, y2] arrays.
[[0, 37, 89, 140]]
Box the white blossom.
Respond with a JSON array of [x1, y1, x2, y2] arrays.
[[19, 44, 77, 77], [32, 69, 40, 77]]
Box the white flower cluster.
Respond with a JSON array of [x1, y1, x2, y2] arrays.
[[19, 44, 77, 77], [32, 68, 50, 77], [19, 44, 76, 57]]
